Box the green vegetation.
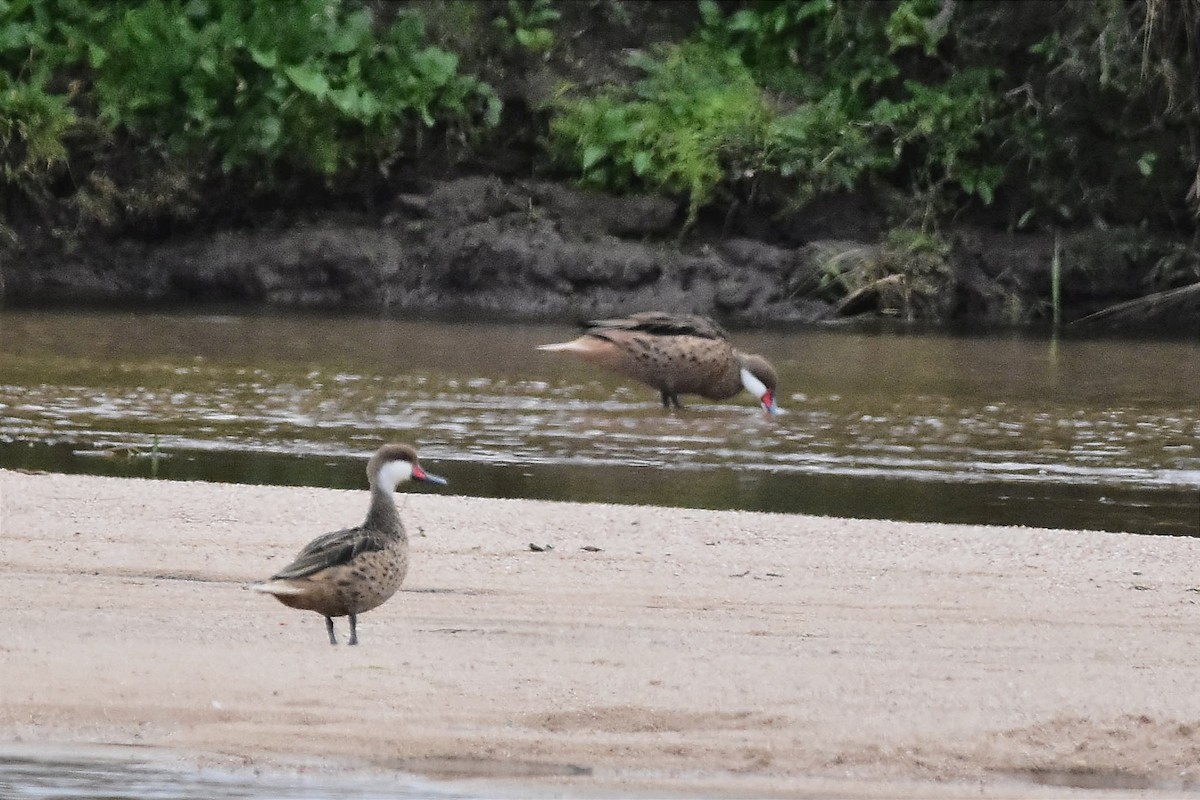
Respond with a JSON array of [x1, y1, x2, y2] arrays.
[[0, 0, 498, 231], [1, 0, 1197, 321], [549, 0, 1009, 231], [495, 0, 561, 56], [0, 72, 73, 213], [92, 0, 498, 175], [0, 0, 93, 229], [551, 0, 1199, 231], [550, 41, 772, 229]]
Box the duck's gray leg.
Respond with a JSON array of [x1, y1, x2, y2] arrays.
[[660, 391, 684, 409], [325, 616, 337, 645], [347, 613, 359, 646]]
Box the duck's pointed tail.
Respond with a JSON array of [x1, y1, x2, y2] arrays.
[[252, 581, 305, 597], [537, 338, 598, 354]]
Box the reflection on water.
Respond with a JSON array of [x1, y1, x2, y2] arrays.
[[1, 306, 1197, 535], [0, 751, 467, 799]]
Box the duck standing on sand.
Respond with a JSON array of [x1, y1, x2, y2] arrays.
[[254, 444, 447, 646], [538, 311, 782, 414]]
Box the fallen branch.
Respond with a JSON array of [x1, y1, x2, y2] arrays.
[[1069, 280, 1200, 329]]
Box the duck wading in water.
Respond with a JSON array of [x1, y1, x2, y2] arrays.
[[254, 443, 447, 645], [538, 312, 782, 414]]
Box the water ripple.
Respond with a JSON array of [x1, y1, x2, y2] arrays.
[[4, 376, 1195, 493]]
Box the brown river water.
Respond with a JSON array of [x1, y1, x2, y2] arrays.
[[2, 306, 1197, 536]]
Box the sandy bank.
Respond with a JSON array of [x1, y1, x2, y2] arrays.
[[3, 468, 1200, 797]]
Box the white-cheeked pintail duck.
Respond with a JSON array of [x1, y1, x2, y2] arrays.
[[538, 311, 781, 414], [254, 443, 447, 645]]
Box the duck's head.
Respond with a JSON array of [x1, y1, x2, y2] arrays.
[[368, 443, 448, 490], [737, 354, 782, 416]]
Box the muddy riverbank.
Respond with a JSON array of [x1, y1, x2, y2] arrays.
[[8, 174, 1193, 327]]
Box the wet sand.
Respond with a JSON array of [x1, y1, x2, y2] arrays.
[[3, 467, 1200, 798]]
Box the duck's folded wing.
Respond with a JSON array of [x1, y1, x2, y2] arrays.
[[270, 526, 384, 579], [585, 312, 728, 340]]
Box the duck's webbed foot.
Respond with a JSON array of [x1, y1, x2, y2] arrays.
[[660, 390, 684, 410], [325, 615, 337, 645]]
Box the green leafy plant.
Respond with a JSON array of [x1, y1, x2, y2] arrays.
[[495, 0, 560, 56], [0, 73, 73, 193], [701, 0, 1008, 220], [90, 0, 500, 175], [0, 0, 505, 237], [0, 0, 107, 206], [871, 68, 1006, 215], [974, 0, 1200, 231], [767, 95, 891, 206], [550, 42, 771, 229], [0, 0, 113, 244], [0, 0, 106, 76]]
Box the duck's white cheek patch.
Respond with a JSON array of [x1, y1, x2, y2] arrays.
[[740, 367, 768, 399], [377, 460, 414, 488]]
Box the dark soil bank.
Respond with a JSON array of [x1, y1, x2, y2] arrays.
[[8, 174, 1189, 328]]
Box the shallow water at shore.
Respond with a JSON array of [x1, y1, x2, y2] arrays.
[[0, 749, 470, 800], [1, 306, 1197, 535]]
